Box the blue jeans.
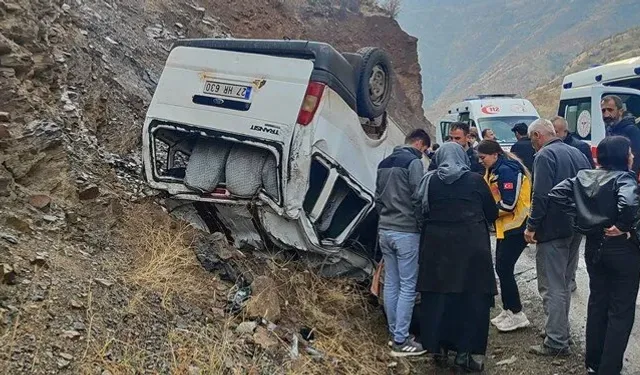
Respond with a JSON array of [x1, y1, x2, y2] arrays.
[[379, 229, 420, 343]]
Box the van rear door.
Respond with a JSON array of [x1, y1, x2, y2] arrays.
[[149, 46, 315, 142]]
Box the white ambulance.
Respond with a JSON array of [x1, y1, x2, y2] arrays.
[[558, 56, 640, 156], [141, 39, 407, 278], [436, 95, 540, 149]]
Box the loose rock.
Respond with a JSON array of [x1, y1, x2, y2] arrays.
[[28, 194, 51, 209], [0, 125, 10, 140], [94, 278, 113, 287], [57, 359, 70, 369], [59, 352, 73, 360], [60, 330, 81, 340], [0, 112, 9, 122], [235, 321, 257, 334], [253, 326, 279, 351], [1, 263, 17, 285], [78, 184, 100, 200], [245, 276, 281, 322], [497, 355, 517, 366], [5, 215, 31, 233]]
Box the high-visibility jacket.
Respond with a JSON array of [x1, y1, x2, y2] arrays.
[[484, 156, 531, 239]]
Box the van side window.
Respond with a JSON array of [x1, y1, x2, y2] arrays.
[[440, 121, 451, 138], [559, 97, 592, 140], [603, 93, 640, 121]]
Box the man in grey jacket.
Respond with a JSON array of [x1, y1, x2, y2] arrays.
[[525, 119, 591, 357], [375, 128, 430, 357]]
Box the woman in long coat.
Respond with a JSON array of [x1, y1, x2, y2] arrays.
[[413, 142, 498, 372]]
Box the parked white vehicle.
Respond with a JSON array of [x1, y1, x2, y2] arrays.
[[558, 56, 640, 156], [436, 95, 540, 149], [141, 39, 408, 277]]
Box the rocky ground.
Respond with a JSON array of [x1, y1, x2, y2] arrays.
[[0, 0, 595, 374]]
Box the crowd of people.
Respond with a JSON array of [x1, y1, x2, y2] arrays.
[[375, 94, 640, 374]]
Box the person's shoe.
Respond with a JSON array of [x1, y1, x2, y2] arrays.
[[496, 311, 530, 332], [571, 281, 577, 293], [454, 352, 484, 372], [528, 343, 571, 357], [586, 367, 597, 374], [390, 337, 426, 357], [491, 309, 510, 326]]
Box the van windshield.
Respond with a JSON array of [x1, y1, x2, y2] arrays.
[[478, 116, 539, 144]]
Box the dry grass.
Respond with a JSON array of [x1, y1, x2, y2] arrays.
[[119, 203, 218, 307], [81, 203, 393, 374]]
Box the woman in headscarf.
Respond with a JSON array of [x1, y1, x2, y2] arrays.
[[413, 142, 498, 372]]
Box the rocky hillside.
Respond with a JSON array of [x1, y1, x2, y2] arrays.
[[0, 0, 431, 373], [398, 0, 640, 120], [528, 26, 640, 118]]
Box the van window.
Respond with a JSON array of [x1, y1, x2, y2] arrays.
[[440, 121, 451, 139], [559, 97, 592, 140]]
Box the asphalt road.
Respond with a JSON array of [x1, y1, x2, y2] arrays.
[[499, 237, 640, 375]]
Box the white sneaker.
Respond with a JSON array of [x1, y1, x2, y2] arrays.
[[490, 310, 510, 326], [496, 311, 530, 332]]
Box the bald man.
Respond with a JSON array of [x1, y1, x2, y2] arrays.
[[551, 116, 595, 168]]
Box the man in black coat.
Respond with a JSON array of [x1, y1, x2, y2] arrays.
[[509, 123, 535, 174], [602, 95, 640, 174], [552, 116, 595, 168], [428, 122, 484, 174]]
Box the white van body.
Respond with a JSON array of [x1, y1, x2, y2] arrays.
[[141, 39, 407, 277], [436, 95, 540, 149], [558, 56, 640, 157]]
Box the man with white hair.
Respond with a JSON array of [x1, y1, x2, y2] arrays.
[[524, 119, 591, 357]]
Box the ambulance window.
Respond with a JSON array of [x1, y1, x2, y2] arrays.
[[560, 97, 592, 141]]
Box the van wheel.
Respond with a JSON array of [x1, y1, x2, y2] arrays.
[[356, 47, 393, 119]]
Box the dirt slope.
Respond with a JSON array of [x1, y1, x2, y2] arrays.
[[0, 0, 429, 373]]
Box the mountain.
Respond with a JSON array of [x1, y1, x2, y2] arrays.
[[528, 26, 640, 118], [397, 0, 640, 121]]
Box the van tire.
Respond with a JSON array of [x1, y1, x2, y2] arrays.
[[355, 47, 392, 118]]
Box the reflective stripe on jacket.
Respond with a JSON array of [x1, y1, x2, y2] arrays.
[[484, 156, 531, 239]]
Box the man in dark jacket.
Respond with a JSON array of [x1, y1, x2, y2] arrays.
[[524, 119, 591, 357], [428, 122, 484, 174], [602, 95, 640, 174], [375, 129, 429, 357], [509, 123, 535, 174], [552, 116, 595, 168]]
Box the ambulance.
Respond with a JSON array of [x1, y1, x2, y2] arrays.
[[436, 94, 540, 149]]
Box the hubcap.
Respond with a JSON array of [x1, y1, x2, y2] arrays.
[[369, 65, 387, 105]]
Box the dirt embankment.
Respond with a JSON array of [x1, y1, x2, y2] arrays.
[[0, 0, 430, 373]]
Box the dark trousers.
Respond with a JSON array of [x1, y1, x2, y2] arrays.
[[585, 236, 640, 374], [496, 234, 528, 313]]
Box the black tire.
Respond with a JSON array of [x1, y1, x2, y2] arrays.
[[355, 47, 393, 118]]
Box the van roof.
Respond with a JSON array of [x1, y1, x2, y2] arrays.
[[171, 38, 359, 111], [447, 97, 539, 117], [562, 56, 640, 90]]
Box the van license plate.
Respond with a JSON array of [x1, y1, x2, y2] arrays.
[[203, 81, 251, 100]]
